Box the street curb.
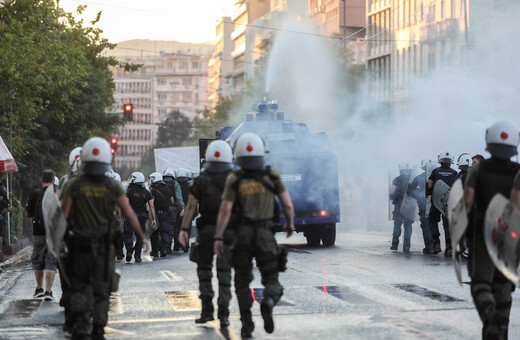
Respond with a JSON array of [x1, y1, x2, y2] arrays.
[[0, 245, 32, 273]]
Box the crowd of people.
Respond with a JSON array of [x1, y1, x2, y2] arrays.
[[24, 132, 295, 340], [389, 120, 520, 340]]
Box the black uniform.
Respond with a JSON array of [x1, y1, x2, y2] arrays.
[[465, 158, 520, 339], [124, 184, 153, 262], [190, 170, 233, 325], [150, 182, 173, 257], [428, 164, 458, 254]]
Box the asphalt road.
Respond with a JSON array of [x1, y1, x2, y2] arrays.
[[0, 228, 519, 339]]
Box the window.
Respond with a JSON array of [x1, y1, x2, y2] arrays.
[[182, 78, 192, 85], [179, 61, 188, 69], [191, 61, 200, 69], [158, 93, 166, 101], [158, 78, 166, 85]]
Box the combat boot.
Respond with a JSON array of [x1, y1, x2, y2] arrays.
[[403, 241, 410, 253], [126, 247, 134, 263], [444, 244, 453, 258], [196, 298, 214, 324], [423, 243, 433, 254], [432, 240, 441, 254], [70, 312, 92, 340], [240, 311, 255, 338], [218, 308, 230, 327], [260, 296, 275, 334], [390, 237, 399, 251]]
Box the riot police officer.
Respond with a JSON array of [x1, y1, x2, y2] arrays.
[[464, 120, 520, 340], [56, 146, 82, 198], [174, 168, 192, 252], [427, 151, 458, 257], [149, 172, 174, 258], [389, 162, 414, 252], [162, 168, 184, 253], [456, 153, 472, 185], [407, 159, 433, 253], [109, 171, 125, 261], [61, 137, 149, 339], [214, 132, 295, 338], [179, 140, 234, 328], [124, 172, 156, 262]]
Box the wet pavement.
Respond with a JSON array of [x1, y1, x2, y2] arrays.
[[0, 229, 519, 339]]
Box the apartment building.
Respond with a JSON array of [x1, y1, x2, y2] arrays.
[[109, 52, 209, 171], [307, 0, 366, 39], [208, 17, 234, 111]]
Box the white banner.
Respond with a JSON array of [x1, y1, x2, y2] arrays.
[[154, 146, 200, 176]]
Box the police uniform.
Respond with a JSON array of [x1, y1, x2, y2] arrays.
[[465, 159, 519, 339], [390, 169, 413, 252], [150, 182, 173, 257], [221, 167, 286, 334], [164, 178, 184, 252], [407, 171, 432, 253], [428, 164, 458, 254], [190, 170, 233, 324], [62, 174, 123, 337], [174, 178, 191, 251], [124, 184, 153, 262]]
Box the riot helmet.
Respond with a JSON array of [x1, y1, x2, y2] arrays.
[[128, 172, 145, 187], [204, 140, 233, 173], [69, 147, 82, 175], [234, 132, 265, 170], [113, 172, 121, 182], [437, 150, 454, 164], [149, 172, 163, 184], [163, 168, 176, 180], [485, 120, 520, 159], [54, 176, 60, 187], [176, 168, 189, 183], [457, 153, 472, 171], [80, 137, 112, 176], [420, 159, 433, 170]]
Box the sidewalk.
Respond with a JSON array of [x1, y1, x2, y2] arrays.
[[0, 245, 32, 273]]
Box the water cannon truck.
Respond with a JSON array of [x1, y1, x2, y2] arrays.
[[199, 97, 340, 246]]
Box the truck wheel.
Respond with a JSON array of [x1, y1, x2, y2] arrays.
[[305, 229, 322, 247], [321, 224, 336, 246]]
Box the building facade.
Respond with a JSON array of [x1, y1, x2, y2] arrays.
[[208, 17, 234, 111]]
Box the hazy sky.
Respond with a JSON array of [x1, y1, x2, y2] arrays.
[[58, 0, 237, 43]]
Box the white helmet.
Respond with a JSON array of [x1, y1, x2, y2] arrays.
[[54, 176, 60, 186], [163, 168, 176, 179], [485, 120, 520, 159], [398, 161, 412, 172], [129, 172, 145, 186], [149, 172, 163, 184], [113, 172, 121, 182], [176, 168, 189, 183], [234, 132, 265, 170], [457, 153, 472, 171], [69, 147, 82, 175], [420, 159, 433, 169], [80, 137, 112, 175], [438, 150, 454, 164], [204, 140, 233, 173]]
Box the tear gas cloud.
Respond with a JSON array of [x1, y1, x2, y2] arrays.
[[230, 1, 520, 232]]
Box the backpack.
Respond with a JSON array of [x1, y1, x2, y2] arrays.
[[232, 166, 281, 223]]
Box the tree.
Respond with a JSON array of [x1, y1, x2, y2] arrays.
[[0, 1, 127, 193]]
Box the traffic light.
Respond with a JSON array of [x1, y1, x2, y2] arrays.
[[110, 137, 118, 154], [123, 103, 133, 121]]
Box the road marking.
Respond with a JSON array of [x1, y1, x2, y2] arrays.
[[393, 284, 465, 302], [161, 270, 180, 281], [104, 326, 134, 335], [317, 285, 379, 305], [165, 290, 201, 311], [109, 316, 197, 324]]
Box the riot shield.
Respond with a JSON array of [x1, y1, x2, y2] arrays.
[[400, 165, 421, 221], [448, 178, 468, 284], [41, 185, 69, 283], [484, 194, 520, 286], [424, 161, 437, 218], [432, 180, 450, 217]]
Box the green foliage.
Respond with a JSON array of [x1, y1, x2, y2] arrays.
[[0, 0, 124, 190], [156, 110, 192, 148]]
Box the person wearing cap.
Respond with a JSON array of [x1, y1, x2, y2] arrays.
[[179, 140, 234, 328], [427, 150, 459, 257], [149, 172, 174, 258], [464, 120, 520, 339], [61, 137, 149, 340], [214, 132, 295, 338]]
